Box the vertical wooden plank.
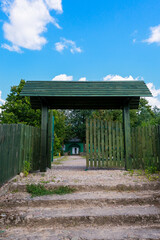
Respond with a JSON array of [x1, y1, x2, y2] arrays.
[[101, 120, 104, 167], [105, 121, 108, 167], [157, 125, 160, 170], [90, 119, 93, 167], [151, 125, 156, 167], [47, 111, 53, 169], [31, 126, 35, 171], [98, 119, 101, 168], [0, 124, 3, 185], [18, 125, 23, 173], [112, 122, 116, 167], [86, 119, 89, 168], [155, 125, 159, 168], [131, 127, 135, 169], [40, 103, 48, 172], [148, 125, 152, 168], [94, 119, 97, 168], [123, 103, 132, 170], [37, 128, 41, 170], [116, 122, 120, 167], [120, 123, 124, 167], [3, 125, 8, 183], [141, 127, 145, 169], [51, 116, 55, 162], [108, 121, 112, 167]]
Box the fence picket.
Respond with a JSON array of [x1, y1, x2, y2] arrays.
[[98, 120, 101, 167], [94, 119, 97, 167], [105, 121, 108, 167], [86, 119, 89, 168], [116, 122, 120, 167], [90, 119, 93, 167], [108, 121, 112, 167], [101, 120, 104, 167]]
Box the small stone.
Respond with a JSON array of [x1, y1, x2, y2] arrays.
[[20, 172, 24, 178]]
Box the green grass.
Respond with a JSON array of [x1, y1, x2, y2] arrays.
[[11, 189, 19, 193], [40, 180, 50, 184], [123, 167, 160, 181], [52, 156, 68, 165], [26, 184, 75, 197]]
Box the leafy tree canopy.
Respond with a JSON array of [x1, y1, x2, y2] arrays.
[[0, 80, 41, 127], [0, 80, 66, 155]]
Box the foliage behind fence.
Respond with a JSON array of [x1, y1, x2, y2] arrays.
[[0, 124, 41, 186]]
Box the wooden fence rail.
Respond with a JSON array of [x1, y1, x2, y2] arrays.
[[0, 124, 41, 186]]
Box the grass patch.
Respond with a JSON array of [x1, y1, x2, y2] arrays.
[[124, 168, 160, 181], [40, 180, 50, 184], [52, 157, 68, 165], [12, 178, 17, 182], [11, 189, 19, 193], [26, 184, 75, 197]]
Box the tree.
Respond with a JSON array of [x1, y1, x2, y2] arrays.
[[91, 109, 122, 122], [0, 80, 41, 127], [65, 110, 93, 145], [52, 110, 66, 155], [130, 98, 156, 127], [0, 80, 67, 155]]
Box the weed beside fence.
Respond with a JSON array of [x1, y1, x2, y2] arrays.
[[0, 124, 41, 186]]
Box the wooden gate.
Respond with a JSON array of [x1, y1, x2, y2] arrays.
[[86, 119, 125, 168]]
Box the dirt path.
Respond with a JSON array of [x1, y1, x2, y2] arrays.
[[0, 156, 160, 239]]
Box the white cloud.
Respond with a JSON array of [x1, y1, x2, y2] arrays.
[[1, 43, 22, 53], [144, 25, 160, 45], [55, 38, 82, 53], [1, 0, 62, 52], [0, 91, 5, 113], [145, 83, 160, 108], [103, 74, 142, 81], [79, 77, 86, 81], [52, 74, 73, 81], [44, 0, 62, 13]]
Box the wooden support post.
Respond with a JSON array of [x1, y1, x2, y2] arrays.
[[40, 103, 48, 172], [123, 102, 132, 170]]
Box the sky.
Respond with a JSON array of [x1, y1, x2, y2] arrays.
[[0, 0, 160, 109]]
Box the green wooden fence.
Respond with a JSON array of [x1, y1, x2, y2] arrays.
[[0, 124, 41, 186], [131, 125, 160, 170], [86, 119, 124, 168], [86, 119, 160, 170]]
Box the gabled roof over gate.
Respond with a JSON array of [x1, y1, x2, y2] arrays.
[[20, 81, 152, 109]]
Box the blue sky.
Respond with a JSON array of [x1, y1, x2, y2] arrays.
[[0, 0, 160, 108]]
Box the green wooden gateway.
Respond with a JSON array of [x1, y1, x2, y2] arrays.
[[21, 81, 151, 109], [20, 80, 152, 171]]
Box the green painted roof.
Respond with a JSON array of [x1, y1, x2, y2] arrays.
[[20, 81, 152, 109]]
